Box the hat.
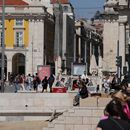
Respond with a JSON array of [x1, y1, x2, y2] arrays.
[[112, 90, 128, 102]]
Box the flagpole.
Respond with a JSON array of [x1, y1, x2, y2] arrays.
[[1, 0, 5, 92]]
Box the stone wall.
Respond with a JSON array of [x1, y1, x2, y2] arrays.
[[42, 97, 111, 130], [0, 93, 74, 122], [0, 93, 112, 130]]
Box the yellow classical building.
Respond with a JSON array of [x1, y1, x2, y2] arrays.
[[0, 0, 54, 80]]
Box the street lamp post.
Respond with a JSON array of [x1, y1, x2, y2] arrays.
[[128, 44, 130, 87], [1, 0, 5, 92]]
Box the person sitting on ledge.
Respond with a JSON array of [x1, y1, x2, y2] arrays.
[[73, 80, 89, 106]]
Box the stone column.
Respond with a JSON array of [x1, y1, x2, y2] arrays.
[[7, 55, 12, 81], [73, 33, 76, 62], [98, 45, 103, 91], [54, 4, 62, 76], [78, 36, 81, 63], [84, 40, 87, 72], [118, 16, 127, 68], [26, 20, 35, 75]]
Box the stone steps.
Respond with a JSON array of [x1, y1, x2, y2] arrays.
[[42, 97, 112, 130], [0, 93, 112, 130], [42, 107, 103, 130]]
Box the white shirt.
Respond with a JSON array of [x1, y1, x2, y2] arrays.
[[81, 74, 88, 80]]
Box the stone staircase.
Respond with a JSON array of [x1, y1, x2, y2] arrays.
[[0, 93, 112, 130], [0, 93, 74, 122], [42, 97, 111, 130]]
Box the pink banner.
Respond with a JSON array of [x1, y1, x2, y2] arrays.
[[37, 65, 51, 81]]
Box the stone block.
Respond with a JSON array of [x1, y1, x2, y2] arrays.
[[52, 124, 65, 130], [74, 125, 91, 130], [92, 124, 97, 130], [53, 116, 65, 124], [63, 111, 70, 116], [42, 127, 49, 130], [66, 124, 74, 130], [24, 116, 49, 121], [6, 116, 24, 122], [92, 109, 103, 117], [48, 122, 55, 128], [73, 109, 92, 117], [33, 98, 44, 107], [57, 115, 65, 121], [80, 97, 98, 107], [0, 116, 6, 121], [83, 117, 100, 125], [97, 98, 111, 107], [65, 116, 83, 124]]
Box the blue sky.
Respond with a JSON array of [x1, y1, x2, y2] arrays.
[[70, 0, 105, 19]]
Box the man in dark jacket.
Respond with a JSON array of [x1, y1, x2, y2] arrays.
[[48, 74, 55, 92], [73, 80, 89, 106]]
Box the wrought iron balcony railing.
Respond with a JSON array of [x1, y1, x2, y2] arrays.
[[14, 44, 25, 48]]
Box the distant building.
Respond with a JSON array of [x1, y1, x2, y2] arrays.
[[75, 19, 103, 75], [24, 0, 53, 14], [103, 0, 130, 76], [52, 0, 75, 75], [0, 0, 54, 79], [103, 0, 119, 73]]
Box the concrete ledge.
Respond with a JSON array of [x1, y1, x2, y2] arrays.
[[0, 93, 74, 111], [80, 97, 98, 107], [80, 97, 111, 107], [0, 112, 60, 116]]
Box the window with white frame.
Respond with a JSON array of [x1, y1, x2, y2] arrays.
[[16, 31, 23, 47], [15, 19, 23, 26]]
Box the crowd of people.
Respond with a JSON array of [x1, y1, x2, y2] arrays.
[[3, 70, 91, 94], [102, 74, 129, 93], [8, 73, 55, 93], [2, 70, 129, 96], [2, 71, 130, 129]]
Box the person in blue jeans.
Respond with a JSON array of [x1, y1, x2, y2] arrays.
[[73, 80, 89, 106], [14, 74, 20, 93]]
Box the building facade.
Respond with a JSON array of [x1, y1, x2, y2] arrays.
[[103, 0, 119, 73], [52, 0, 75, 75], [75, 19, 103, 75], [103, 0, 130, 76], [0, 0, 55, 79]]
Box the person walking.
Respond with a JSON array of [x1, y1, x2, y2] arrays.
[[33, 73, 40, 92], [48, 74, 55, 92], [42, 76, 48, 92], [19, 74, 25, 91], [14, 74, 20, 93], [26, 74, 33, 91]]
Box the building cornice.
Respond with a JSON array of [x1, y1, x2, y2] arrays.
[[0, 12, 54, 22]]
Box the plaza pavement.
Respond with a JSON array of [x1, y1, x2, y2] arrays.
[[0, 120, 48, 130]]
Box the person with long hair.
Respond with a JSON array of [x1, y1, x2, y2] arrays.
[[96, 99, 130, 130]]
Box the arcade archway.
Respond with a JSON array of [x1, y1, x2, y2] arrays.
[[12, 53, 25, 75]]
